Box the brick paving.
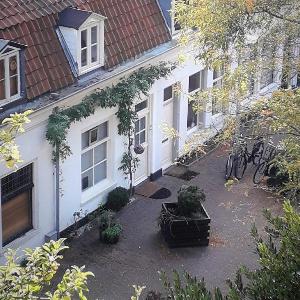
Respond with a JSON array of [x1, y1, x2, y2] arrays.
[[56, 146, 282, 300]]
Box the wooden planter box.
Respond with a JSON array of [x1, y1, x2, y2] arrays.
[[160, 202, 211, 247]]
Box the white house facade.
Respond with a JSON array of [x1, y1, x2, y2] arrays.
[[0, 0, 285, 260]]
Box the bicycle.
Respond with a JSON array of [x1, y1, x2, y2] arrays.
[[253, 141, 277, 184], [225, 135, 264, 180]]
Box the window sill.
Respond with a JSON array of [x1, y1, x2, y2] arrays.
[[259, 82, 278, 96], [187, 126, 198, 135], [81, 179, 116, 205], [79, 63, 104, 76], [0, 228, 39, 255], [0, 95, 22, 107]]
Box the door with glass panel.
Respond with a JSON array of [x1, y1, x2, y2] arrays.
[[134, 100, 149, 184], [161, 85, 174, 169]]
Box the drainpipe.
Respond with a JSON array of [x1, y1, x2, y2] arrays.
[[55, 143, 60, 240]]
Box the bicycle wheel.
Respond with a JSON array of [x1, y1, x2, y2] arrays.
[[253, 162, 266, 184], [252, 142, 264, 166], [235, 154, 247, 179], [225, 154, 234, 180]]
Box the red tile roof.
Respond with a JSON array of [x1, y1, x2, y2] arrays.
[[0, 0, 170, 100]]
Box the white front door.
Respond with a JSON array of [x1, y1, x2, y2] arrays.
[[161, 87, 174, 169], [134, 102, 149, 184]]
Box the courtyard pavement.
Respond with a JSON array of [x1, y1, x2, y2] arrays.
[[56, 146, 283, 300]]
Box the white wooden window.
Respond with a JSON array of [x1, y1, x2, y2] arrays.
[[81, 121, 109, 191], [79, 24, 101, 73], [0, 49, 20, 104], [187, 72, 201, 130], [134, 117, 146, 146], [212, 67, 224, 115]]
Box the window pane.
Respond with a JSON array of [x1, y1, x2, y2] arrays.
[[81, 30, 87, 48], [140, 130, 146, 144], [90, 127, 98, 144], [135, 100, 147, 112], [140, 117, 146, 130], [135, 134, 139, 146], [164, 85, 173, 101], [81, 149, 93, 171], [94, 142, 107, 164], [0, 80, 5, 100], [81, 49, 87, 67], [82, 169, 93, 191], [82, 131, 89, 149], [2, 191, 32, 246], [91, 45, 98, 63], [94, 161, 107, 184], [10, 76, 18, 97], [189, 72, 200, 92], [9, 56, 18, 76], [1, 164, 33, 197], [91, 26, 98, 44], [187, 102, 197, 129], [135, 121, 139, 132], [98, 122, 108, 141], [0, 59, 4, 80]]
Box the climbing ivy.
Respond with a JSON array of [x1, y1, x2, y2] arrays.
[[46, 62, 174, 161]]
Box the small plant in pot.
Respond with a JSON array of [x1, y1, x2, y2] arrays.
[[159, 185, 210, 248], [98, 209, 122, 244]]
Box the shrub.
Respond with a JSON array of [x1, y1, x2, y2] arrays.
[[101, 224, 122, 244], [98, 209, 115, 231], [106, 187, 129, 211], [177, 185, 205, 217]]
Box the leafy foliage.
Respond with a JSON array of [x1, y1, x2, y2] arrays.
[[159, 270, 224, 300], [0, 110, 32, 168], [46, 63, 174, 161], [177, 185, 206, 216], [100, 224, 122, 244], [230, 201, 300, 300], [0, 239, 93, 300], [175, 0, 300, 199]]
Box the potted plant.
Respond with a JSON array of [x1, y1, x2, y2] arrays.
[[98, 209, 122, 244], [159, 185, 210, 247]]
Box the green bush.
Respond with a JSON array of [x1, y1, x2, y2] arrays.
[[106, 187, 129, 211], [98, 209, 115, 231], [177, 185, 205, 217], [100, 224, 122, 244]]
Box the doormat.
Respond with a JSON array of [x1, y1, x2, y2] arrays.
[[150, 188, 171, 199], [165, 166, 199, 181], [135, 181, 161, 198]]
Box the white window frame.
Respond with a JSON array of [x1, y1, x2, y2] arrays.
[[78, 18, 105, 75], [81, 121, 110, 192], [0, 47, 21, 105], [212, 67, 225, 116], [187, 71, 203, 132]]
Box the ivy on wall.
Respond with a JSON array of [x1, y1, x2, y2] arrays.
[[46, 62, 174, 161]]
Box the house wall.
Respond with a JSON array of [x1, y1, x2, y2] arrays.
[[0, 120, 55, 260], [0, 39, 282, 260]]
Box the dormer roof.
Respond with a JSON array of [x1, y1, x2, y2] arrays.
[[0, 39, 26, 53], [58, 7, 105, 30]]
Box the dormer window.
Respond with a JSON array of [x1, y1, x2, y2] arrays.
[[57, 8, 106, 76], [80, 24, 100, 71], [0, 40, 26, 105]]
